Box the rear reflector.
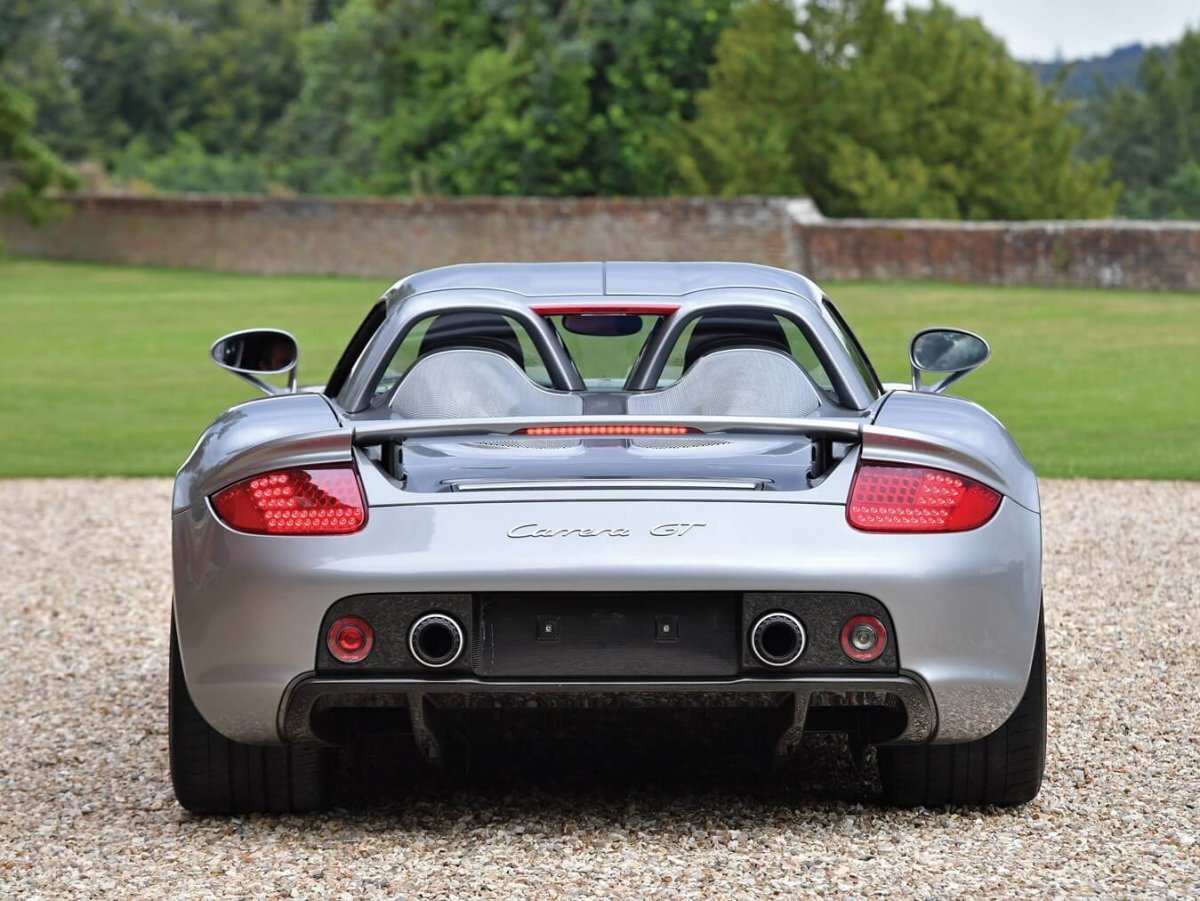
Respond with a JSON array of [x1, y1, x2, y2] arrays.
[[841, 614, 887, 662], [516, 425, 699, 437], [847, 463, 1001, 533], [211, 465, 366, 535], [327, 616, 374, 663]]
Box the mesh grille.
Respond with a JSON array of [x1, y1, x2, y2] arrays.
[[466, 438, 580, 450], [627, 348, 822, 418], [390, 349, 583, 419], [629, 438, 732, 449]]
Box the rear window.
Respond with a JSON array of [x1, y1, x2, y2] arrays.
[[543, 313, 666, 390]]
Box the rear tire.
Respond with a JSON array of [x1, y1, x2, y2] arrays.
[[169, 621, 335, 814], [878, 612, 1046, 807]]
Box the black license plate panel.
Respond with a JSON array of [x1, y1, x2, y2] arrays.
[[474, 592, 740, 678]]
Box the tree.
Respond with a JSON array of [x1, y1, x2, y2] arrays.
[[270, 0, 732, 196], [1, 0, 309, 162], [0, 80, 78, 221], [1085, 30, 1200, 218], [687, 0, 1116, 219], [0, 1, 76, 220]]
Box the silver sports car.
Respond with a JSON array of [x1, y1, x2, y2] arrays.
[[171, 262, 1045, 812]]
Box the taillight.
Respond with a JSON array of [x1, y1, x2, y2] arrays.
[[847, 463, 1000, 533], [211, 465, 366, 535]]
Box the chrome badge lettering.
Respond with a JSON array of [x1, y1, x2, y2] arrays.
[[649, 522, 706, 537], [507, 522, 707, 538], [507, 524, 632, 539]]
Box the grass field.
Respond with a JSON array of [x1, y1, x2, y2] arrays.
[[1, 258, 1197, 478]]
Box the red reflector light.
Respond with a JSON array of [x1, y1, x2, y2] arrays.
[[516, 425, 698, 437], [841, 615, 887, 662], [327, 616, 374, 663], [847, 463, 1001, 533], [211, 465, 366, 535]]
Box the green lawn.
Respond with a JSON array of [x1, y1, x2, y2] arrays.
[[1, 258, 1197, 478]]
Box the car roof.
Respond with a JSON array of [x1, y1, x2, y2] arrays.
[[383, 261, 825, 305]]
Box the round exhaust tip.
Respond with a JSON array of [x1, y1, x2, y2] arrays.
[[409, 613, 465, 668], [749, 611, 806, 668]]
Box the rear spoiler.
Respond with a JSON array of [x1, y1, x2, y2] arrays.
[[349, 416, 1013, 500], [350, 415, 864, 444]]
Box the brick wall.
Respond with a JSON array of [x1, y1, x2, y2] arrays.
[[3, 193, 1199, 291]]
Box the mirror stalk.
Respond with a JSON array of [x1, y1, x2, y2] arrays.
[[231, 371, 295, 397]]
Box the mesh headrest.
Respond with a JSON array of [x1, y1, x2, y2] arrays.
[[419, 312, 525, 367], [683, 310, 789, 370], [390, 349, 582, 419], [627, 348, 822, 418]]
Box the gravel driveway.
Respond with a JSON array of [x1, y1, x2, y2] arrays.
[[1, 479, 1197, 897]]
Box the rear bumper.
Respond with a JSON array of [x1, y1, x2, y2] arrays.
[[173, 495, 1041, 745]]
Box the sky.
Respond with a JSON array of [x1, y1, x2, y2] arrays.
[[910, 0, 1198, 60]]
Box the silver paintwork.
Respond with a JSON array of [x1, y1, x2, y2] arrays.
[[173, 493, 1040, 744], [174, 261, 1043, 749]]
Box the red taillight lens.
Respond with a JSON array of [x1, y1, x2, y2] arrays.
[[516, 425, 698, 437], [847, 463, 1001, 533], [327, 616, 374, 663], [211, 465, 366, 535]]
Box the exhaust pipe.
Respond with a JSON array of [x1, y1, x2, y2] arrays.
[[408, 613, 465, 668], [749, 612, 806, 667]]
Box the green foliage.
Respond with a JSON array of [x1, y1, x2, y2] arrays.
[[271, 0, 732, 196], [110, 134, 272, 194], [1086, 31, 1200, 219], [0, 2, 77, 222], [7, 0, 1189, 219], [0, 79, 78, 221], [687, 0, 1117, 219], [1, 0, 309, 161]]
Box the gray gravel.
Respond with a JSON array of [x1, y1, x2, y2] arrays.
[[1, 478, 1198, 898]]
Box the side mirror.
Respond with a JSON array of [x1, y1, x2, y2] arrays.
[[908, 327, 990, 393], [210, 329, 299, 396]]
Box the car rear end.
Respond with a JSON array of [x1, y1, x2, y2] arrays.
[[172, 428, 1041, 762]]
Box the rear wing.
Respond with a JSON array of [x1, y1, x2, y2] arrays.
[[350, 415, 863, 444]]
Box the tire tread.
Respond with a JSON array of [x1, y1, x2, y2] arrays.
[[169, 622, 334, 814], [879, 612, 1046, 808]]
